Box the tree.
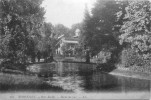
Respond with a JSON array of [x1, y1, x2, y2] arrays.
[[0, 0, 45, 64], [70, 23, 83, 37], [36, 22, 54, 62], [119, 0, 151, 56], [80, 5, 92, 63], [53, 24, 70, 38], [81, 0, 123, 63]]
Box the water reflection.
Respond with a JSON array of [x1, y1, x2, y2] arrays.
[[40, 62, 150, 93]]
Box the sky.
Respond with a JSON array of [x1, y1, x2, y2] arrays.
[[42, 0, 96, 28]]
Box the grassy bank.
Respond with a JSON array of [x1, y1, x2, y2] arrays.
[[59, 57, 151, 80], [55, 56, 99, 64], [95, 63, 151, 80], [61, 60, 97, 64], [107, 67, 151, 80], [116, 63, 151, 73], [0, 73, 66, 92]]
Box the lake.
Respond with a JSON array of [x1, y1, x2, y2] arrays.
[[33, 62, 150, 93]]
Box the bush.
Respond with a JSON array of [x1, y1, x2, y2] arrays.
[[121, 48, 143, 67], [95, 51, 111, 63], [120, 48, 151, 73], [0, 60, 27, 71], [129, 63, 151, 73]]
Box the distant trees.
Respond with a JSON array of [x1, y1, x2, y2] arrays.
[[70, 23, 83, 37], [53, 24, 70, 38]]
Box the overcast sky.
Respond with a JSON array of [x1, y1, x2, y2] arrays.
[[42, 0, 96, 28]]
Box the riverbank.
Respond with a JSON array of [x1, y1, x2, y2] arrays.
[[60, 59, 151, 80], [54, 56, 98, 64], [61, 60, 97, 64], [1, 59, 150, 92], [55, 56, 151, 80], [0, 72, 67, 92], [107, 68, 151, 80], [59, 57, 151, 80], [41, 57, 151, 80]]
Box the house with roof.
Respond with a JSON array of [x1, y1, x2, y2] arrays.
[[55, 29, 80, 56]]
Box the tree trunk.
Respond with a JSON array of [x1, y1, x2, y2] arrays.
[[85, 50, 90, 63]]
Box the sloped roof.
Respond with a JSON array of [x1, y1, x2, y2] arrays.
[[64, 37, 79, 41], [57, 34, 64, 39], [63, 40, 78, 44]]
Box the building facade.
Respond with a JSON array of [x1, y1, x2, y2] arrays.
[[56, 29, 80, 56]]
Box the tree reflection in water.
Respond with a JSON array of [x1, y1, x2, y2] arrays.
[[43, 62, 150, 93]]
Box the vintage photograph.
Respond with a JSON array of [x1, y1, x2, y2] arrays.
[[0, 0, 151, 100]]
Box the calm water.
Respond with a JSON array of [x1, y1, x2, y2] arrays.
[[36, 62, 150, 93]]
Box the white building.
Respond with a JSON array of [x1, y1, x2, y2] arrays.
[[56, 29, 80, 56]]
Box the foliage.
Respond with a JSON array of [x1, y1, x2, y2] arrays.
[[74, 46, 83, 58], [117, 0, 151, 73], [81, 0, 125, 63], [82, 0, 121, 53], [0, 0, 45, 64], [96, 50, 111, 63], [121, 48, 140, 67], [70, 23, 83, 37], [114, 0, 129, 38], [36, 22, 52, 53], [119, 0, 151, 54], [53, 24, 70, 38], [120, 48, 151, 73], [121, 47, 151, 67], [129, 62, 151, 73]]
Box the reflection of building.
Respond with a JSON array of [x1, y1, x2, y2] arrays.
[[56, 29, 80, 56]]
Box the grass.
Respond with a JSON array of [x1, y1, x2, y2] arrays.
[[0, 73, 66, 92], [108, 65, 151, 80]]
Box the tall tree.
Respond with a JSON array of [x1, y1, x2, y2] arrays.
[[0, 0, 45, 64], [81, 0, 123, 63]]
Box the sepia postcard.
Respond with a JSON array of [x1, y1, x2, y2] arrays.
[[0, 0, 151, 100]]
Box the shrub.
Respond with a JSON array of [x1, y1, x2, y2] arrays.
[[120, 48, 151, 73], [95, 51, 111, 63], [121, 48, 142, 67]]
